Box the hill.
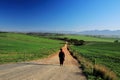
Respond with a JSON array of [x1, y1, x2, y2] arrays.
[[78, 30, 120, 36], [0, 32, 63, 64], [56, 34, 116, 42]]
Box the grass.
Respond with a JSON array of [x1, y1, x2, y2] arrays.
[[0, 32, 63, 64], [55, 34, 117, 42], [70, 42, 120, 80]]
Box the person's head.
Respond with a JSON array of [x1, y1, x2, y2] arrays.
[[60, 48, 62, 51]]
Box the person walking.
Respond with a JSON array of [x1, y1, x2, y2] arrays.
[[59, 48, 65, 66]]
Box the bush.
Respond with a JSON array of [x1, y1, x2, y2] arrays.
[[114, 40, 119, 43]]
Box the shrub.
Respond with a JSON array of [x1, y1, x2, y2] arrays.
[[114, 40, 119, 43]]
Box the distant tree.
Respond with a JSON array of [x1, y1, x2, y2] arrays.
[[69, 39, 78, 44], [114, 40, 119, 43], [63, 37, 69, 41], [74, 40, 85, 46], [79, 40, 85, 45]]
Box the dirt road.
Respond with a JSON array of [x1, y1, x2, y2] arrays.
[[0, 44, 86, 80]]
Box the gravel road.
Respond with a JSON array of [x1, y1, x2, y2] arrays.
[[0, 44, 86, 80]]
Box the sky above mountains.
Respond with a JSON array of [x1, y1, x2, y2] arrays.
[[0, 0, 120, 32]]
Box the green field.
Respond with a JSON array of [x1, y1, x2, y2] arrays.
[[1, 32, 120, 79], [70, 42, 120, 79], [0, 32, 63, 64], [56, 35, 116, 42]]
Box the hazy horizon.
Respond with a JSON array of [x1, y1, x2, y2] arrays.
[[0, 0, 120, 32]]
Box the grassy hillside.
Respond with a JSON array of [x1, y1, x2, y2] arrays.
[[56, 35, 116, 42], [0, 32, 63, 64], [70, 42, 120, 79]]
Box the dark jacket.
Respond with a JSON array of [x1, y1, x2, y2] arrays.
[[59, 51, 65, 60]]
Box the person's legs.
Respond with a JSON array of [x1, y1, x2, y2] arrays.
[[59, 58, 61, 65], [60, 58, 63, 66], [61, 59, 64, 66], [61, 61, 63, 66], [60, 61, 62, 66]]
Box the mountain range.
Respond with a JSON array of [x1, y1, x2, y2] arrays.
[[78, 30, 120, 35]]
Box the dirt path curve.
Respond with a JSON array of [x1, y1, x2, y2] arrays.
[[0, 44, 86, 80]]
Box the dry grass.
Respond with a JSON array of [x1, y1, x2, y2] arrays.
[[94, 64, 117, 80], [69, 48, 117, 80]]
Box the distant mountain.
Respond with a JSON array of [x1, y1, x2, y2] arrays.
[[44, 31, 78, 34], [78, 30, 120, 35]]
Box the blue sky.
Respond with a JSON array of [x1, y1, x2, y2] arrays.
[[0, 0, 120, 32]]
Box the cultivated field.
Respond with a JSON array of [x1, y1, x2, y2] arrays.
[[0, 32, 63, 64], [56, 34, 116, 42], [70, 42, 120, 80], [0, 32, 120, 80]]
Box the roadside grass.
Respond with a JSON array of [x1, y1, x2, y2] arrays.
[[0, 33, 63, 64], [69, 42, 120, 80]]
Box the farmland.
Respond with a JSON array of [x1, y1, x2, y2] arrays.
[[0, 32, 63, 64], [49, 34, 120, 79], [55, 34, 116, 42], [70, 42, 120, 79], [0, 32, 120, 79]]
